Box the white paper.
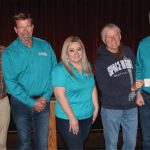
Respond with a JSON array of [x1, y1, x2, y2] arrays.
[[144, 78, 150, 87]]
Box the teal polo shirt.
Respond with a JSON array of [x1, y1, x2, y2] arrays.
[[2, 37, 57, 107], [52, 62, 95, 120]]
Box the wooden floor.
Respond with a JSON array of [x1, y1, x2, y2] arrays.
[[7, 129, 142, 150]]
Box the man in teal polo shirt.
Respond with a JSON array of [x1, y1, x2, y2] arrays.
[[136, 36, 150, 149], [2, 12, 57, 150]]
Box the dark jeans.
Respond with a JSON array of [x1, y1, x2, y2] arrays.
[[56, 116, 92, 150], [139, 94, 150, 150], [11, 96, 50, 150]]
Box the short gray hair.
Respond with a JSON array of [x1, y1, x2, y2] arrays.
[[101, 23, 121, 39]]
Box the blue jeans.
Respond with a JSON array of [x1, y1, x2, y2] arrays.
[[56, 116, 92, 150], [11, 96, 50, 150], [101, 107, 138, 150], [139, 94, 150, 150]]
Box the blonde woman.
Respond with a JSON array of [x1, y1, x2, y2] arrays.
[[52, 36, 99, 150]]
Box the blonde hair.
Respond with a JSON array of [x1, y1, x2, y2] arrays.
[[101, 23, 121, 40], [61, 36, 92, 76]]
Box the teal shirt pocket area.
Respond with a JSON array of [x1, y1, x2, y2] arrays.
[[52, 62, 95, 120]]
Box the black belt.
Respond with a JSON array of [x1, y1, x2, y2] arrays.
[[142, 90, 150, 96], [31, 96, 41, 100]]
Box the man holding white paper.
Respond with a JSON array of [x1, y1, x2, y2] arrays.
[[136, 36, 150, 150]]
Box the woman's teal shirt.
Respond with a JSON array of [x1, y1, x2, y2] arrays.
[[52, 62, 95, 120]]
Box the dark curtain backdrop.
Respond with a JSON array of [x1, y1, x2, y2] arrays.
[[1, 0, 150, 130], [1, 0, 150, 64]]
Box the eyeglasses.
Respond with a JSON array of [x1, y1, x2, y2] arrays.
[[105, 34, 120, 41], [16, 25, 33, 31]]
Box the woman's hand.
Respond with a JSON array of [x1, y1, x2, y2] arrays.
[[69, 118, 79, 135], [92, 86, 99, 123], [92, 109, 99, 123], [54, 87, 79, 134]]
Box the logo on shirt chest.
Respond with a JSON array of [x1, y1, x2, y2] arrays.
[[107, 59, 133, 77], [38, 52, 48, 56]]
